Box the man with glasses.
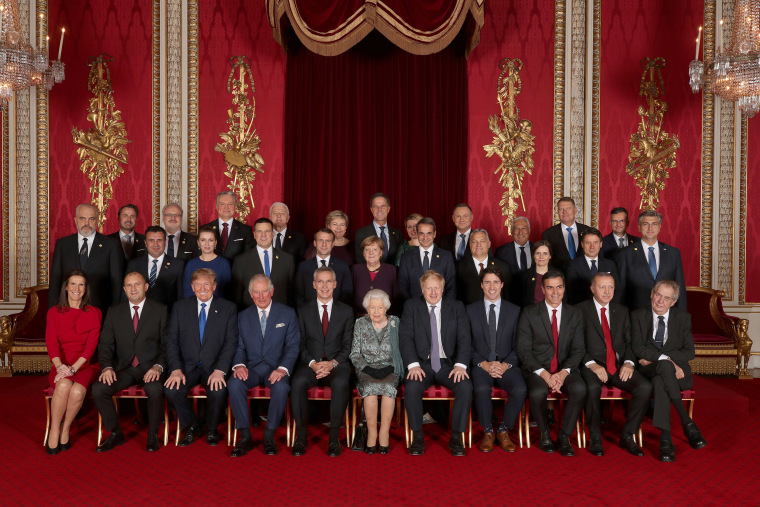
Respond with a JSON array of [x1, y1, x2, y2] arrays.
[[161, 203, 199, 261]]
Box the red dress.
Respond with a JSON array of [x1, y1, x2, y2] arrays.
[[45, 306, 102, 388]]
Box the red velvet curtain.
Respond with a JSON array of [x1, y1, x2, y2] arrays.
[[284, 31, 468, 236]]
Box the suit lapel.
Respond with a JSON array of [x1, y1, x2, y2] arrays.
[[420, 301, 432, 344], [539, 304, 553, 345], [633, 245, 655, 281], [589, 303, 604, 343], [658, 245, 671, 279]]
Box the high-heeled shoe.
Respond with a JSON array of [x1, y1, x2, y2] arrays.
[[365, 445, 377, 455], [46, 442, 61, 455], [378, 445, 390, 454], [59, 439, 71, 451]]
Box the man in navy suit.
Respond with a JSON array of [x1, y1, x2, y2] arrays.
[[107, 204, 146, 262], [125, 226, 184, 311], [456, 229, 511, 305], [495, 216, 533, 274], [229, 274, 300, 457], [565, 227, 619, 305], [541, 197, 589, 272], [270, 202, 307, 263], [439, 203, 474, 261], [601, 207, 639, 263], [400, 270, 472, 456], [200, 191, 254, 260], [295, 228, 353, 306], [164, 268, 238, 447], [354, 193, 403, 264], [162, 203, 200, 262], [399, 217, 456, 301], [617, 210, 687, 310], [467, 267, 526, 453]]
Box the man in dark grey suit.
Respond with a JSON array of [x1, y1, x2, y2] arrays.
[[292, 267, 354, 457], [200, 191, 255, 260], [270, 202, 307, 263], [164, 268, 238, 447], [495, 216, 533, 274], [354, 193, 403, 264], [565, 227, 619, 305], [125, 226, 184, 312], [400, 270, 472, 457], [49, 203, 124, 315], [517, 270, 586, 456], [295, 228, 353, 306], [94, 272, 168, 452], [601, 207, 639, 262], [456, 229, 511, 305], [631, 280, 706, 462], [399, 217, 456, 301], [107, 204, 145, 261], [617, 210, 687, 310], [162, 203, 199, 261], [438, 203, 474, 262], [541, 197, 589, 272]]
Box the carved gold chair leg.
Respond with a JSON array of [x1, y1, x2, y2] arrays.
[[162, 400, 169, 446], [345, 406, 351, 447], [226, 404, 232, 446], [517, 406, 524, 448], [688, 399, 694, 419], [404, 408, 410, 448], [524, 402, 531, 448], [638, 425, 643, 447]]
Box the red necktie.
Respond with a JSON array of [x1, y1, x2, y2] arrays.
[[600, 307, 617, 375], [550, 309, 559, 373], [478, 262, 484, 274], [221, 222, 229, 252], [322, 304, 329, 337], [130, 306, 140, 367]]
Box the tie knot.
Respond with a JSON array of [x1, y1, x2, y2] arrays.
[[649, 246, 654, 252], [223, 222, 228, 229], [169, 234, 174, 240], [490, 303, 495, 310], [553, 309, 557, 317], [566, 227, 572, 232], [153, 259, 158, 264], [424, 250, 429, 256], [430, 305, 436, 312], [201, 302, 206, 309], [460, 233, 465, 239], [323, 304, 328, 311], [133, 305, 139, 311], [380, 226, 385, 232], [83, 237, 88, 243], [600, 307, 606, 316], [658, 315, 664, 322]]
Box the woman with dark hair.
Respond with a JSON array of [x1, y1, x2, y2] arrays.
[[514, 240, 555, 307], [44, 269, 102, 454], [182, 225, 232, 298], [394, 213, 423, 267]]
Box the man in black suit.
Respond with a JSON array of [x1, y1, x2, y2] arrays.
[[108, 204, 145, 261], [125, 226, 184, 312], [270, 202, 307, 263], [164, 268, 238, 447], [439, 203, 474, 262], [400, 270, 472, 456], [399, 217, 456, 301], [631, 280, 706, 462], [229, 274, 300, 457], [162, 203, 199, 261], [565, 227, 620, 305], [495, 216, 533, 274], [456, 229, 511, 305], [231, 217, 295, 308], [354, 193, 403, 264], [579, 273, 651, 457], [295, 228, 352, 306], [200, 191, 255, 260], [541, 197, 589, 272], [49, 203, 124, 315], [94, 272, 169, 452], [467, 267, 526, 453], [617, 210, 687, 310], [601, 207, 639, 262], [517, 270, 586, 456], [292, 267, 355, 457]]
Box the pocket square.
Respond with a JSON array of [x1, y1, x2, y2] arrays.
[[233, 238, 243, 241], [275, 323, 286, 328]]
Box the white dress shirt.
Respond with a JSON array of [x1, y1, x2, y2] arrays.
[[315, 254, 331, 267], [534, 302, 571, 375], [563, 222, 579, 252], [372, 221, 389, 237], [585, 254, 600, 271], [147, 254, 165, 277], [472, 255, 489, 273], [218, 218, 234, 232], [407, 301, 467, 371], [256, 245, 273, 273], [275, 227, 287, 247], [418, 245, 435, 266], [165, 231, 180, 255], [641, 240, 661, 271], [455, 229, 472, 255], [77, 232, 95, 256], [514, 242, 532, 269], [613, 233, 629, 248], [308, 298, 333, 366], [584, 299, 634, 368], [651, 309, 670, 361]]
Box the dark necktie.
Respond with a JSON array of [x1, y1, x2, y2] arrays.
[[199, 302, 207, 344], [276, 232, 282, 250], [379, 226, 389, 259], [130, 306, 140, 367], [519, 246, 527, 270], [488, 303, 497, 361], [567, 227, 576, 260], [167, 235, 175, 258], [149, 259, 158, 288], [600, 307, 616, 375], [550, 309, 559, 373], [221, 222, 229, 252], [322, 304, 329, 337], [590, 259, 598, 275], [264, 250, 271, 277], [479, 262, 484, 274], [430, 305, 441, 372], [654, 315, 665, 349], [124, 234, 133, 258], [320, 259, 327, 268], [648, 247, 657, 279], [457, 233, 466, 260], [619, 237, 625, 248], [422, 250, 430, 272], [79, 237, 89, 265]]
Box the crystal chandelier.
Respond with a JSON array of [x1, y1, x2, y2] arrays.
[[0, 0, 65, 110], [689, 0, 760, 117]]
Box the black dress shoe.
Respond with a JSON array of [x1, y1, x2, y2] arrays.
[[328, 440, 342, 457], [408, 437, 424, 456], [206, 430, 220, 446], [146, 433, 160, 452], [179, 425, 201, 447], [231, 437, 255, 457], [659, 442, 676, 462], [619, 434, 644, 457], [683, 422, 707, 449], [263, 436, 278, 455], [588, 434, 604, 456], [45, 443, 61, 455], [556, 433, 575, 457], [378, 445, 390, 454], [97, 431, 125, 452], [538, 431, 554, 453], [449, 435, 466, 457], [292, 436, 307, 456]]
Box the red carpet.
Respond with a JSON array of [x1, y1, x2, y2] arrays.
[[1, 375, 758, 506]]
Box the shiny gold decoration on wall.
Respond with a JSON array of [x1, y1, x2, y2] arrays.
[[215, 55, 264, 220], [71, 54, 131, 231], [626, 57, 680, 211], [483, 58, 535, 227]]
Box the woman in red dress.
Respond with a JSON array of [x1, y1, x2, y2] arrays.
[[45, 269, 101, 454]]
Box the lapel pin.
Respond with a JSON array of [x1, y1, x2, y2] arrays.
[[214, 310, 218, 313], [436, 255, 439, 258], [166, 262, 171, 267], [275, 255, 279, 259], [98, 244, 102, 247]]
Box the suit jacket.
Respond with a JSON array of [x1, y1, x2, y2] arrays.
[[565, 255, 620, 305], [354, 223, 403, 264], [516, 302, 585, 375], [398, 246, 456, 301], [97, 298, 168, 375], [49, 232, 124, 315], [495, 240, 533, 274], [275, 229, 307, 263], [351, 263, 399, 315], [578, 299, 634, 370], [439, 230, 473, 261], [467, 298, 521, 368], [601, 232, 640, 263], [297, 300, 355, 366], [399, 297, 471, 368], [616, 241, 687, 310], [455, 256, 512, 305], [201, 219, 255, 260], [295, 256, 353, 306], [234, 301, 300, 377], [107, 231, 146, 261], [124, 256, 185, 311], [630, 306, 694, 382], [541, 222, 590, 272], [165, 296, 238, 375], [231, 248, 295, 309], [170, 231, 200, 262]]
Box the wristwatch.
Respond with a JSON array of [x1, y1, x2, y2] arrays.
[[331, 360, 338, 369]]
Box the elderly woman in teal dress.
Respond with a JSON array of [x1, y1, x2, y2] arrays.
[[350, 289, 404, 454]]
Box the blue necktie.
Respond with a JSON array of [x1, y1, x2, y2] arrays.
[[654, 315, 665, 349], [566, 227, 576, 260], [457, 233, 466, 260], [167, 235, 175, 258], [648, 247, 657, 279], [199, 302, 207, 344], [422, 250, 430, 272], [149, 259, 158, 288], [379, 226, 389, 259], [519, 246, 527, 270], [430, 305, 440, 372], [264, 249, 271, 277], [590, 259, 598, 275], [260, 310, 267, 336]]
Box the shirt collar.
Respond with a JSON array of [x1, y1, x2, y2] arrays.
[[585, 254, 599, 262], [316, 254, 331, 265], [592, 298, 608, 313], [457, 228, 471, 237], [563, 221, 578, 231], [149, 253, 165, 265], [426, 300, 441, 312], [420, 244, 434, 254], [652, 309, 669, 322], [119, 230, 132, 240], [317, 298, 333, 310], [545, 301, 562, 314], [130, 298, 147, 312], [258, 302, 272, 315], [218, 218, 233, 229], [256, 245, 272, 255], [77, 232, 95, 243], [484, 298, 501, 311], [197, 296, 213, 309], [275, 227, 287, 237]]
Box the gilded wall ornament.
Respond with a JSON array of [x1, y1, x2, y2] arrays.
[[483, 58, 535, 227], [626, 57, 680, 211], [71, 54, 131, 231], [214, 56, 264, 220]]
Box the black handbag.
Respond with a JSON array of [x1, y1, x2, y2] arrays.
[[351, 406, 368, 451]]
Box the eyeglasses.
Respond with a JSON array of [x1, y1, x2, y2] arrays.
[[164, 213, 182, 218]]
